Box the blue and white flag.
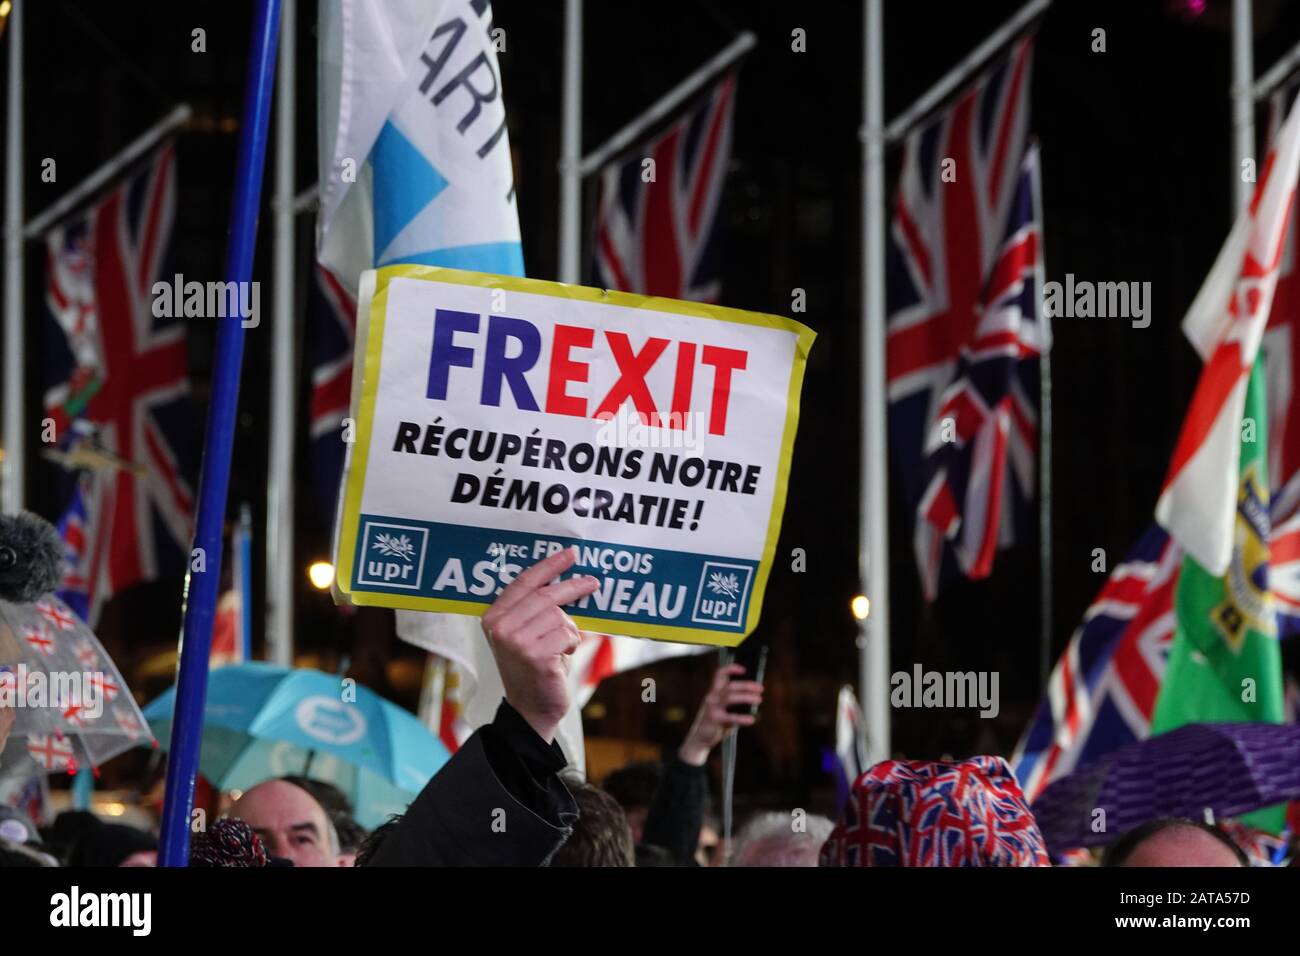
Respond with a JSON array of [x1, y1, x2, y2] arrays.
[[316, 0, 593, 767], [316, 0, 523, 294]]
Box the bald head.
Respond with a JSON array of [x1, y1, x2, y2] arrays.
[[1106, 819, 1248, 868], [232, 780, 342, 868]]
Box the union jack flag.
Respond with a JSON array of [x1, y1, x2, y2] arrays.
[[1011, 524, 1180, 804], [593, 73, 736, 301], [307, 262, 357, 526], [54, 480, 90, 621], [1263, 87, 1300, 637], [886, 39, 1046, 601], [26, 734, 76, 774], [42, 143, 194, 626]]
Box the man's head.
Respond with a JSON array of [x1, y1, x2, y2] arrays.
[[729, 811, 835, 867], [601, 761, 662, 844], [550, 777, 635, 867], [231, 779, 342, 867], [1102, 818, 1249, 868], [278, 775, 367, 866]]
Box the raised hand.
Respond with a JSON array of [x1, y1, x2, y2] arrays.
[[480, 547, 599, 743], [678, 663, 765, 767]]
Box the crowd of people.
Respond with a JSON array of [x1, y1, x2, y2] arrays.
[[0, 548, 1277, 867]]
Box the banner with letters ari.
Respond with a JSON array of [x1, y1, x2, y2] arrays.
[[333, 265, 815, 646]]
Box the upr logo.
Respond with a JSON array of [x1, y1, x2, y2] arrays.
[[357, 521, 429, 590], [691, 562, 753, 628], [295, 696, 368, 745]]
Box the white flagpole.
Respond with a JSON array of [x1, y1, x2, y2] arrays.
[[266, 0, 296, 666], [860, 0, 890, 766], [558, 0, 583, 283], [1253, 37, 1300, 102], [1035, 151, 1054, 686], [883, 0, 1050, 145], [23, 104, 192, 240], [1232, 0, 1254, 212], [2, 0, 24, 515], [577, 32, 756, 179]]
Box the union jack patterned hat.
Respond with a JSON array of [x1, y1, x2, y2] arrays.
[[820, 755, 1050, 867]]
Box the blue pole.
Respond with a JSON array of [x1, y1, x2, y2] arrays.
[[157, 0, 282, 867]]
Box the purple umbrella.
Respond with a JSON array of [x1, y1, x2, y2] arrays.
[[1029, 723, 1300, 854]]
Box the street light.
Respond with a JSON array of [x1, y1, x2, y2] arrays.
[[850, 594, 870, 621], [307, 561, 334, 591]]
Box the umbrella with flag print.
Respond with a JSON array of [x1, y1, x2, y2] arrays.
[[0, 595, 155, 776], [143, 662, 449, 828], [1030, 722, 1300, 857]]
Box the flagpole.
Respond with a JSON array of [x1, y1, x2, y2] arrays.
[[577, 32, 756, 179], [22, 104, 192, 240], [1232, 0, 1254, 212], [2, 0, 24, 515], [883, 0, 1050, 145], [238, 502, 254, 662], [158, 0, 282, 867], [266, 0, 297, 668], [1253, 36, 1300, 102], [860, 0, 891, 766], [558, 0, 582, 283], [1035, 149, 1054, 686]]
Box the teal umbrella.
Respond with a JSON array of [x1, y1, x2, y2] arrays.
[[144, 662, 449, 828]]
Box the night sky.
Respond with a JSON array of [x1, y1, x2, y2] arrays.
[[4, 0, 1298, 809]]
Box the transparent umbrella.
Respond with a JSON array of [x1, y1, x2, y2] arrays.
[[0, 595, 155, 776]]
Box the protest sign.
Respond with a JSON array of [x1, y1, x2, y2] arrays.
[[333, 265, 814, 646]]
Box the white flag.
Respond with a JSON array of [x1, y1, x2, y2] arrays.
[[1155, 95, 1300, 574], [317, 0, 523, 294], [320, 0, 534, 760]]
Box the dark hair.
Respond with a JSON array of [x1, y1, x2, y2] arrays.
[[550, 778, 635, 867], [332, 815, 368, 855], [601, 761, 662, 811], [354, 815, 403, 867], [1101, 818, 1250, 867], [278, 776, 352, 817], [635, 843, 692, 867], [273, 776, 364, 853], [65, 821, 157, 868]]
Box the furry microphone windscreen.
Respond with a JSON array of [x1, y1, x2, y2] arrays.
[[0, 511, 67, 604]]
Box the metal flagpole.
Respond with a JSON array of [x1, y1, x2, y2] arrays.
[[2, 0, 24, 515], [577, 32, 756, 179], [860, 0, 890, 766], [558, 0, 582, 283], [237, 503, 254, 662], [23, 104, 192, 239], [158, 0, 282, 867], [266, 0, 296, 667], [883, 0, 1051, 146], [1232, 0, 1254, 212], [1034, 151, 1054, 686], [1254, 36, 1300, 102]]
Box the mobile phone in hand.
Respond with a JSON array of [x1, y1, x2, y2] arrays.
[[726, 644, 768, 716]]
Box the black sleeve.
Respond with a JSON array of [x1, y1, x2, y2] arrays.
[[363, 700, 577, 866], [638, 756, 708, 865]]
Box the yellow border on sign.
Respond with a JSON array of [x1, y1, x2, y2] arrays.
[[334, 264, 816, 647]]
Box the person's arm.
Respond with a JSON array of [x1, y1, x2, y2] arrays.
[[640, 664, 763, 864], [364, 548, 598, 867]]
